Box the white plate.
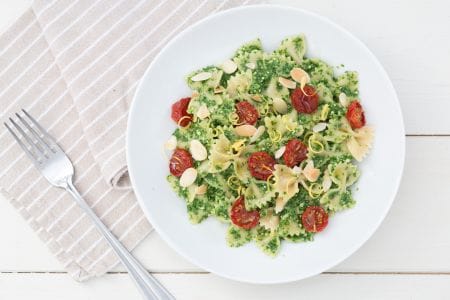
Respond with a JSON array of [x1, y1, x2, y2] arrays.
[[127, 5, 405, 284]]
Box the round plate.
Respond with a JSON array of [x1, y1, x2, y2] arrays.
[[127, 5, 405, 284]]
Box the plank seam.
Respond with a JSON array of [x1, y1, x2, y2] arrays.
[[406, 134, 450, 137], [2, 271, 450, 275]]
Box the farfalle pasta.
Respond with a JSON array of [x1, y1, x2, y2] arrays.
[[165, 35, 373, 256]]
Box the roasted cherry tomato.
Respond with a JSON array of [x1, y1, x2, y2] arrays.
[[230, 196, 260, 229], [235, 101, 259, 125], [169, 148, 193, 177], [247, 151, 276, 181], [283, 139, 308, 167], [290, 85, 319, 114], [301, 206, 329, 233], [346, 101, 366, 129], [171, 97, 193, 127]]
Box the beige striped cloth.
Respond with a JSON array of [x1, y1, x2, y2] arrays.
[[0, 0, 263, 281]]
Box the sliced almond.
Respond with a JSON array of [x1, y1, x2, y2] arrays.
[[196, 104, 210, 120], [251, 94, 262, 102], [322, 172, 332, 192], [292, 166, 302, 175], [192, 90, 199, 98], [234, 124, 257, 137], [189, 139, 207, 161], [274, 146, 286, 159], [195, 184, 207, 195], [249, 125, 265, 143], [290, 67, 310, 83], [221, 59, 237, 74], [164, 135, 177, 151], [214, 86, 225, 94], [246, 62, 256, 69], [187, 185, 197, 202], [179, 168, 197, 187], [339, 92, 348, 107], [273, 97, 288, 114], [191, 72, 212, 82], [304, 168, 320, 182], [312, 122, 327, 133], [303, 161, 320, 182], [278, 77, 296, 89]]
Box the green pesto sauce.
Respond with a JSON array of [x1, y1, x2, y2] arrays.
[[249, 56, 295, 94], [166, 34, 368, 257]]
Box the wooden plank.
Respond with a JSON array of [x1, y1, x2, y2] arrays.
[[1, 137, 450, 273], [0, 195, 63, 271], [0, 273, 449, 300], [271, 0, 450, 134]]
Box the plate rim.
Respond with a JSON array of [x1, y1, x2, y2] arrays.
[[126, 4, 406, 284]]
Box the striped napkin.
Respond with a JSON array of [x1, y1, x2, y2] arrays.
[[0, 0, 263, 281]]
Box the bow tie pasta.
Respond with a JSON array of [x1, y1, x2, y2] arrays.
[[166, 35, 373, 256]]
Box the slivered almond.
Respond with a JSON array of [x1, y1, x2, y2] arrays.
[[273, 97, 288, 114], [190, 140, 207, 161], [234, 124, 257, 137], [195, 184, 207, 195], [274, 146, 286, 159], [192, 90, 199, 98], [290, 67, 310, 83], [221, 59, 238, 74], [164, 135, 177, 151], [191, 72, 212, 82], [313, 122, 327, 133], [246, 62, 256, 69], [180, 168, 197, 187], [278, 77, 296, 89], [196, 104, 210, 119], [249, 126, 265, 143]]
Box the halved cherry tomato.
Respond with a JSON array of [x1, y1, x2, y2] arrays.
[[301, 206, 329, 233], [247, 151, 276, 180], [283, 139, 308, 167], [230, 196, 260, 229], [346, 101, 366, 129], [290, 85, 319, 114], [169, 148, 193, 177], [171, 97, 193, 127], [235, 101, 259, 125]]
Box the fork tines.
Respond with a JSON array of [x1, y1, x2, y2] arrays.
[[4, 109, 57, 164]]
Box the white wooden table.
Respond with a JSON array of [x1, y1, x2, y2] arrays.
[[1, 0, 450, 299]]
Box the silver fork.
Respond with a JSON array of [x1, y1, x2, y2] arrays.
[[4, 109, 175, 300]]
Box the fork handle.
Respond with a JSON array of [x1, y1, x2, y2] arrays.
[[65, 179, 175, 300]]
